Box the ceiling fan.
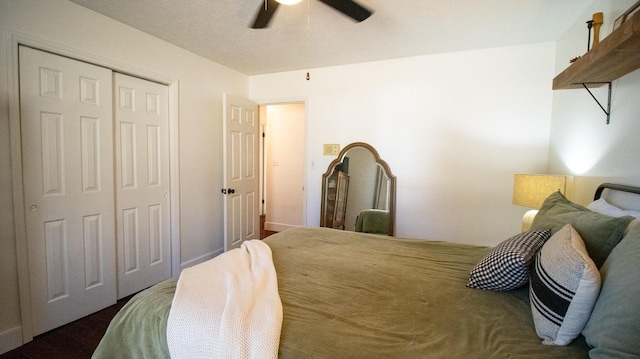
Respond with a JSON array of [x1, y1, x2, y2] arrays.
[[250, 0, 373, 29]]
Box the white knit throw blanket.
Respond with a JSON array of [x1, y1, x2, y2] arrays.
[[166, 240, 283, 359]]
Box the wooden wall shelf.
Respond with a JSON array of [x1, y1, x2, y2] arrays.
[[553, 10, 640, 90]]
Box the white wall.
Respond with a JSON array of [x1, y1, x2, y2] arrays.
[[265, 104, 305, 231], [0, 0, 247, 352], [251, 43, 557, 245], [548, 0, 640, 204]]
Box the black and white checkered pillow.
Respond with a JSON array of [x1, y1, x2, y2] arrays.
[[467, 229, 551, 291]]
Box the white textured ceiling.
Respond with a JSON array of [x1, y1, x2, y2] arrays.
[[68, 0, 594, 75]]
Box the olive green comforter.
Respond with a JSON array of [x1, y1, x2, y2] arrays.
[[93, 227, 589, 358]]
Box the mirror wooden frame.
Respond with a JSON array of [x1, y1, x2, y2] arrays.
[[320, 142, 397, 236]]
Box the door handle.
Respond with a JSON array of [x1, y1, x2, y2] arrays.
[[221, 188, 235, 195]]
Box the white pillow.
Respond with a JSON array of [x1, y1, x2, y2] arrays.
[[530, 224, 601, 346], [588, 198, 640, 235], [587, 198, 640, 219]]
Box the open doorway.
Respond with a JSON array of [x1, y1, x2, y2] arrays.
[[260, 103, 306, 238]]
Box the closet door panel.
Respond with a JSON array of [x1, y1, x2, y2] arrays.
[[114, 73, 171, 299], [19, 46, 116, 335]]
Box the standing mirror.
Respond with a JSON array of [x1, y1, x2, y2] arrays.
[[320, 142, 396, 236]]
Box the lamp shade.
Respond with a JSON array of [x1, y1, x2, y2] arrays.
[[513, 174, 573, 209]]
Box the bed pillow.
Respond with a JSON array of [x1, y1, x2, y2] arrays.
[[587, 197, 640, 235], [530, 224, 600, 346], [467, 229, 551, 291], [582, 225, 640, 358], [531, 191, 633, 268], [587, 197, 640, 219]]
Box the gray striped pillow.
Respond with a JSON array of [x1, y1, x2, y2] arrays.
[[530, 224, 601, 346]]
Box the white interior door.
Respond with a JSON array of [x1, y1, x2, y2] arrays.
[[223, 94, 260, 251], [114, 73, 171, 298], [19, 46, 116, 335]]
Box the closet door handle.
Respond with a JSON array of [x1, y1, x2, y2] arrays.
[[221, 188, 235, 195]]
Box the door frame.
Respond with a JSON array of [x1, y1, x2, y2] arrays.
[[7, 33, 181, 342], [255, 97, 309, 231]]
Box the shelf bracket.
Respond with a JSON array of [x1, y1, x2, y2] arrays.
[[581, 82, 612, 124]]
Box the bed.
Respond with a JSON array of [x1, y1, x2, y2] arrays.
[[92, 183, 640, 359]]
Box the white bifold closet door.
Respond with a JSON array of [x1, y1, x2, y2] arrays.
[[19, 47, 171, 335], [19, 46, 117, 335], [113, 73, 171, 299]]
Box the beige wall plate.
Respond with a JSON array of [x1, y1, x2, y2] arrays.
[[323, 144, 340, 156]]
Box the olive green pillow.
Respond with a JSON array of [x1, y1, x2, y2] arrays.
[[531, 191, 633, 268], [582, 225, 640, 358]]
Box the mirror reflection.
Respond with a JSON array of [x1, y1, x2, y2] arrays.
[[320, 142, 396, 236]]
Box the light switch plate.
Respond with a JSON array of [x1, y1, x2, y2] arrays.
[[323, 144, 340, 156]]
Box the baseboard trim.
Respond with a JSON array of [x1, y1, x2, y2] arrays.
[[0, 326, 24, 355]]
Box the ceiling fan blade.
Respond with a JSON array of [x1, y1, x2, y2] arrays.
[[317, 0, 373, 22], [250, 0, 280, 29]]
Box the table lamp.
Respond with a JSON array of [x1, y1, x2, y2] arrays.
[[513, 174, 573, 231]]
